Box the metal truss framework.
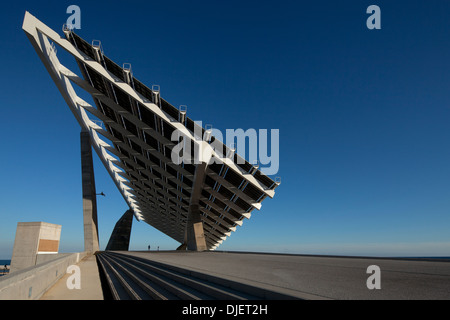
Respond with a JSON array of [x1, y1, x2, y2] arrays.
[[22, 12, 280, 250]]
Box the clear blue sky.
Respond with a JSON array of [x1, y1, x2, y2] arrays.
[[1, 0, 449, 258]]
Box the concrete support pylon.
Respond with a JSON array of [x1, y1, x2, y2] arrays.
[[185, 162, 208, 251], [105, 209, 133, 251], [81, 130, 100, 254], [186, 205, 207, 251]]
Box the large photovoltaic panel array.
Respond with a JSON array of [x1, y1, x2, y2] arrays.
[[23, 12, 280, 250]]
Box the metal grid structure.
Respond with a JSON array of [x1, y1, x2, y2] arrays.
[[22, 12, 280, 250]]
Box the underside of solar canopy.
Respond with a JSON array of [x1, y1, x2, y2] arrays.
[[22, 12, 280, 250]]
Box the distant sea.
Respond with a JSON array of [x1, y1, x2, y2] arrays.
[[0, 260, 11, 266], [405, 257, 450, 260]]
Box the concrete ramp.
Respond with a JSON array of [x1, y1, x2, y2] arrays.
[[96, 251, 300, 300], [100, 251, 450, 300]]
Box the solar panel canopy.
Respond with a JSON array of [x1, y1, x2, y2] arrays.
[[22, 12, 280, 250]]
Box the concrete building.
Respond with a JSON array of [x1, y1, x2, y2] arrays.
[[10, 222, 61, 273]]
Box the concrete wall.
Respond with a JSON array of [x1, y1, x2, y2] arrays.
[[35, 253, 71, 265], [0, 252, 87, 300], [105, 209, 133, 251]]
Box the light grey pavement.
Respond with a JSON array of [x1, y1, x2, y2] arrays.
[[118, 251, 450, 300], [40, 254, 103, 300]]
